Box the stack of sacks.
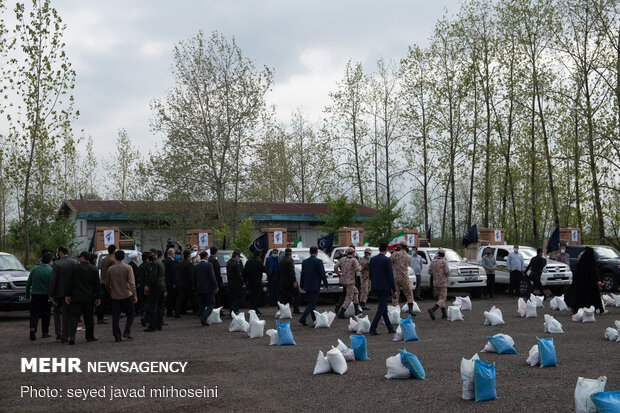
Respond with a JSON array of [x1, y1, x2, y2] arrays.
[[335, 339, 355, 361], [325, 349, 348, 375], [385, 349, 425, 380], [543, 314, 564, 333], [483, 306, 505, 325], [314, 336, 370, 374], [401, 302, 421, 313], [530, 294, 544, 307], [247, 310, 265, 338], [550, 295, 568, 311], [313, 310, 336, 328], [229, 311, 249, 332], [453, 296, 473, 311], [525, 337, 557, 367], [348, 315, 371, 334], [460, 353, 480, 400], [207, 307, 223, 324], [575, 376, 607, 413], [603, 320, 620, 342], [274, 302, 292, 319], [517, 298, 527, 318], [447, 305, 464, 321], [481, 334, 515, 353], [572, 306, 596, 323], [388, 305, 401, 325], [601, 295, 615, 308]]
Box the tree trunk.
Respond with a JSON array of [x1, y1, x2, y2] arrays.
[[467, 70, 478, 229], [529, 92, 538, 246]]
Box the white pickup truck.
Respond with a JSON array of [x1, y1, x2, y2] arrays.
[[473, 245, 572, 296], [415, 247, 487, 297], [267, 248, 342, 294]]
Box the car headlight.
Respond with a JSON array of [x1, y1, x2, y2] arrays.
[[450, 269, 458, 276], [479, 268, 485, 275], [0, 282, 9, 289]]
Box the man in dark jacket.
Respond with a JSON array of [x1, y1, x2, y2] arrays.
[[265, 248, 280, 306], [226, 250, 245, 314], [369, 242, 396, 335], [144, 250, 166, 332], [48, 246, 77, 343], [26, 252, 53, 340], [137, 252, 151, 324], [279, 248, 300, 313], [193, 251, 218, 326], [96, 244, 116, 324], [525, 248, 547, 297], [208, 247, 226, 316], [162, 249, 178, 317], [175, 250, 194, 317], [299, 246, 328, 326], [243, 250, 267, 315], [65, 251, 101, 345]]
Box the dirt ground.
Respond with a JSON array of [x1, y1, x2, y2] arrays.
[[1, 293, 619, 413]]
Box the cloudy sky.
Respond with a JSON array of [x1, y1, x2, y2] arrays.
[[5, 0, 461, 157]]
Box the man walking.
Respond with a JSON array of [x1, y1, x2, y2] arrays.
[[208, 247, 226, 316], [391, 240, 416, 316], [481, 247, 496, 298], [106, 250, 137, 342], [144, 251, 166, 332], [163, 249, 178, 317], [299, 246, 328, 326], [525, 248, 547, 297], [96, 244, 116, 324], [358, 248, 371, 310], [408, 246, 424, 301], [334, 247, 362, 318], [226, 250, 245, 315], [428, 248, 450, 320], [278, 248, 299, 312], [369, 242, 396, 335], [193, 251, 218, 326], [65, 251, 101, 345], [175, 250, 194, 317], [26, 251, 53, 341], [243, 250, 267, 315], [48, 246, 77, 343], [507, 244, 525, 296], [265, 248, 281, 307]]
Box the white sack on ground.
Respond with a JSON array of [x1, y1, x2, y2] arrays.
[[392, 325, 403, 342], [385, 354, 410, 379], [481, 334, 514, 353], [356, 315, 371, 334], [327, 347, 348, 375], [275, 302, 292, 319], [526, 300, 538, 318], [454, 296, 472, 311], [543, 314, 564, 334], [229, 311, 249, 332], [575, 376, 607, 413], [388, 305, 401, 325], [572, 308, 584, 322], [337, 339, 355, 361], [207, 307, 223, 324], [604, 327, 618, 342], [313, 350, 332, 374], [582, 306, 596, 323], [460, 353, 480, 400], [483, 306, 505, 326], [344, 302, 356, 318], [266, 329, 278, 346], [348, 318, 358, 332], [530, 293, 544, 307], [248, 319, 265, 338], [447, 305, 464, 321], [517, 298, 527, 318], [526, 345, 539, 367]]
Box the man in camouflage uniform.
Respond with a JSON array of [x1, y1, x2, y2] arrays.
[[428, 248, 450, 320], [144, 250, 166, 332], [334, 247, 362, 318], [391, 240, 416, 316], [358, 248, 372, 310]]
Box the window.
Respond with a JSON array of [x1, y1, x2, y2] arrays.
[[566, 246, 583, 259], [497, 249, 509, 262], [286, 231, 297, 244], [418, 251, 428, 264]]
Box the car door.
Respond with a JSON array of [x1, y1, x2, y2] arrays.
[[494, 248, 510, 284], [418, 251, 431, 288]]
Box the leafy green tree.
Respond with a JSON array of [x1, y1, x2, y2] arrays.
[[365, 202, 403, 245], [317, 196, 357, 236]]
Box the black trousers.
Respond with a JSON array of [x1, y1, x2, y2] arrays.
[[370, 291, 392, 332], [509, 270, 522, 295], [300, 291, 319, 323], [147, 287, 165, 330], [336, 285, 348, 308], [69, 301, 95, 340], [29, 294, 51, 334], [249, 284, 262, 310], [112, 297, 135, 339], [529, 272, 544, 295], [197, 293, 215, 323], [165, 284, 176, 316], [53, 297, 70, 339], [175, 286, 194, 315], [484, 273, 495, 297], [279, 286, 301, 312], [96, 285, 111, 321], [229, 285, 243, 313]]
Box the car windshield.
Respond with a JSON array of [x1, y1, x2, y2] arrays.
[[289, 250, 332, 265], [594, 246, 620, 259], [353, 248, 381, 259], [426, 249, 462, 262], [518, 247, 537, 259], [0, 255, 27, 271], [216, 252, 247, 266]]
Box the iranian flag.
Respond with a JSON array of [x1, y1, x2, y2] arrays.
[[387, 231, 405, 250], [363, 236, 369, 247], [293, 236, 303, 248]]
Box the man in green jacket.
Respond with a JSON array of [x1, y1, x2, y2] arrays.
[[65, 252, 101, 345], [26, 252, 53, 341]]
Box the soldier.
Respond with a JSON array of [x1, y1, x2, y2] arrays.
[[358, 248, 372, 310], [65, 251, 101, 345], [556, 244, 570, 266], [391, 240, 416, 316], [144, 250, 166, 332], [428, 248, 450, 320], [334, 247, 362, 318], [226, 250, 245, 315]]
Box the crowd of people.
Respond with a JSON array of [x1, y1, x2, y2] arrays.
[[24, 240, 608, 343]]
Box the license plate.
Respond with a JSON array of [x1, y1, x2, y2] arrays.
[[465, 276, 478, 281], [18, 296, 29, 302], [328, 285, 340, 291]]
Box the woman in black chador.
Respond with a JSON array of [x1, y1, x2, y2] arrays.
[[564, 247, 607, 314]]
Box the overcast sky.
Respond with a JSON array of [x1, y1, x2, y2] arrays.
[[6, 0, 462, 157]]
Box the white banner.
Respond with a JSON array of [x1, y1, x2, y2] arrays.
[[103, 230, 115, 247], [494, 230, 502, 242], [571, 230, 578, 242], [350, 230, 360, 245], [199, 232, 209, 249], [407, 233, 416, 246], [273, 231, 283, 245]]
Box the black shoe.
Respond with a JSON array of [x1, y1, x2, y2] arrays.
[[387, 328, 396, 334], [61, 338, 68, 344], [369, 330, 380, 335], [337, 308, 346, 319], [428, 305, 438, 321], [441, 308, 447, 319], [299, 319, 308, 326], [56, 335, 62, 341], [30, 330, 36, 341], [201, 321, 209, 327], [42, 333, 51, 338], [86, 337, 98, 342], [144, 328, 156, 332], [115, 337, 122, 342], [354, 308, 363, 316], [122, 333, 134, 340], [140, 318, 147, 327], [68, 339, 75, 345]]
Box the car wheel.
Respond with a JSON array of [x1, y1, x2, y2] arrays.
[[518, 278, 531, 296], [549, 286, 566, 296], [600, 273, 618, 292]]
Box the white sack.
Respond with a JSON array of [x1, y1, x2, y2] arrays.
[[207, 307, 223, 324], [327, 347, 348, 375], [612, 294, 620, 307], [526, 345, 540, 367], [526, 300, 538, 318], [229, 311, 249, 332], [447, 305, 464, 321], [385, 354, 410, 379], [530, 293, 544, 307], [356, 315, 371, 334], [460, 353, 480, 400], [454, 296, 472, 311], [313, 310, 335, 328], [337, 339, 355, 361], [604, 327, 618, 342], [483, 306, 505, 326], [401, 302, 421, 313], [388, 305, 401, 325], [276, 302, 292, 319], [266, 328, 278, 346], [575, 376, 607, 413], [344, 302, 356, 318], [517, 297, 527, 318], [543, 314, 564, 334], [582, 306, 596, 323], [482, 333, 514, 353], [572, 308, 584, 322], [392, 325, 403, 342], [348, 317, 358, 332], [313, 350, 332, 374], [248, 319, 265, 338]]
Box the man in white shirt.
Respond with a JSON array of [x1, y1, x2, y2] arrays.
[[506, 245, 525, 296]]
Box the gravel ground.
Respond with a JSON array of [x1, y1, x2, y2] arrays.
[[1, 293, 619, 413]]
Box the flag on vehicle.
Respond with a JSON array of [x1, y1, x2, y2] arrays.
[[363, 236, 369, 247], [547, 227, 560, 253], [293, 236, 303, 248], [462, 224, 478, 247], [388, 231, 405, 250], [249, 232, 268, 254], [317, 233, 334, 254]]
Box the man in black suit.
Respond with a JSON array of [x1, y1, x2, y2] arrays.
[[279, 248, 299, 312], [208, 246, 226, 316], [369, 242, 397, 335], [226, 250, 245, 315], [65, 251, 101, 345], [162, 249, 178, 317], [525, 248, 547, 297], [243, 250, 268, 315], [193, 251, 218, 326], [175, 250, 194, 317], [299, 246, 328, 326], [48, 246, 77, 343]]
